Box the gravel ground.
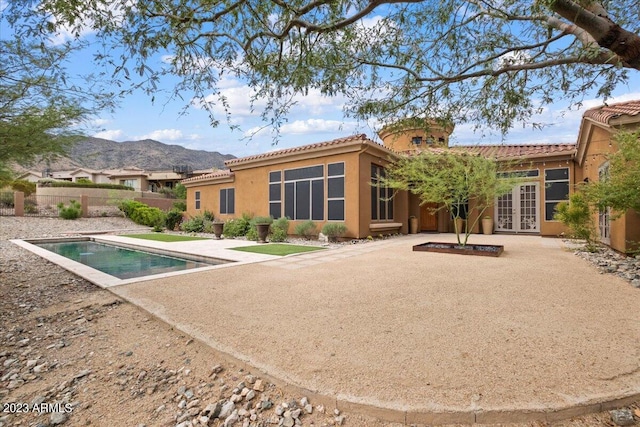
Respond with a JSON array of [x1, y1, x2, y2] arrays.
[[0, 217, 638, 427]]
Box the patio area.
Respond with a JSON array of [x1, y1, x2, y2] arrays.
[[97, 234, 640, 423]]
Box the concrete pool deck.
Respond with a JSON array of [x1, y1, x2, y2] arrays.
[[105, 233, 640, 424]]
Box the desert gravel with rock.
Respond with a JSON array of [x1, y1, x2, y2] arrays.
[[0, 216, 638, 427]]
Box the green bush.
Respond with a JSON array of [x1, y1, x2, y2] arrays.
[[11, 180, 36, 196], [223, 213, 252, 238], [270, 217, 290, 242], [24, 200, 38, 214], [203, 210, 216, 221], [554, 193, 598, 252], [118, 200, 147, 218], [57, 200, 82, 220], [173, 183, 187, 200], [294, 220, 317, 239], [181, 216, 206, 232], [42, 181, 134, 190], [76, 178, 92, 184], [119, 199, 166, 228], [246, 226, 259, 241], [322, 222, 348, 242], [172, 200, 187, 212], [130, 206, 166, 228], [165, 209, 184, 231], [0, 192, 14, 208]]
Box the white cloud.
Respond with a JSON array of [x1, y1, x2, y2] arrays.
[[280, 119, 356, 135], [93, 129, 126, 140], [137, 129, 202, 142]]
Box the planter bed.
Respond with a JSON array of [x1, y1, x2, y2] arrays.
[[413, 242, 504, 257]]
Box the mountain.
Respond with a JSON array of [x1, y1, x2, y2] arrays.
[[22, 137, 236, 172]]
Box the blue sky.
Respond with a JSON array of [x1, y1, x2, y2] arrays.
[[5, 3, 640, 160]]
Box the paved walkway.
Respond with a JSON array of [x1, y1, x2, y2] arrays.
[[105, 234, 640, 424]]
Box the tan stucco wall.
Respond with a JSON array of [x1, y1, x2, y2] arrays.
[[580, 125, 640, 253], [378, 121, 453, 151], [186, 151, 369, 238]]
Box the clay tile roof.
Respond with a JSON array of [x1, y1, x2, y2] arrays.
[[583, 100, 640, 124], [454, 144, 577, 159], [181, 169, 233, 184], [224, 134, 372, 166]]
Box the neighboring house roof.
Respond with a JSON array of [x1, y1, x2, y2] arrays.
[[455, 144, 577, 160], [583, 100, 640, 126], [225, 134, 397, 169]]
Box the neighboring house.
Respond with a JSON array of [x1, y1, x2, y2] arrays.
[[182, 100, 640, 253], [575, 100, 640, 253]]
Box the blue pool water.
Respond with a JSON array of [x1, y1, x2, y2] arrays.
[[36, 240, 221, 279]]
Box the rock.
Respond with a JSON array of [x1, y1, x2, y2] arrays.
[[291, 408, 301, 419], [245, 390, 256, 401], [632, 279, 640, 288], [224, 409, 239, 427], [74, 369, 91, 380], [260, 400, 273, 410], [202, 402, 222, 419], [244, 374, 256, 384], [252, 379, 265, 392], [304, 404, 313, 414], [282, 415, 295, 427], [219, 400, 236, 419], [50, 412, 68, 425], [3, 359, 16, 367], [275, 404, 284, 416], [33, 363, 48, 373], [334, 415, 346, 425], [610, 409, 636, 426]]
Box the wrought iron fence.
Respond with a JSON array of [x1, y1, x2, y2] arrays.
[[0, 191, 15, 216]]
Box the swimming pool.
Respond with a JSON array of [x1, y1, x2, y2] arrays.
[[34, 239, 224, 280]]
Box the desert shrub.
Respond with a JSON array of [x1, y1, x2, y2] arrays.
[[120, 199, 166, 227], [130, 206, 166, 228], [554, 193, 598, 252], [76, 178, 92, 184], [203, 210, 216, 221], [24, 200, 38, 214], [322, 222, 348, 242], [294, 220, 317, 239], [246, 226, 259, 241], [57, 200, 82, 220], [165, 209, 184, 231], [11, 180, 36, 196], [269, 217, 289, 242], [43, 181, 133, 190], [181, 215, 206, 232], [172, 200, 187, 211], [0, 192, 14, 208], [223, 213, 252, 238]]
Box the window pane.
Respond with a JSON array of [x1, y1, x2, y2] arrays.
[[284, 165, 323, 181], [295, 181, 310, 220], [545, 202, 559, 221], [269, 171, 281, 182], [269, 202, 281, 219], [371, 185, 378, 220], [312, 179, 324, 220], [269, 183, 281, 201], [220, 189, 227, 214], [545, 182, 569, 201], [227, 189, 235, 214], [328, 200, 345, 221], [328, 177, 344, 198], [328, 162, 344, 176], [284, 183, 294, 219], [545, 168, 568, 181]]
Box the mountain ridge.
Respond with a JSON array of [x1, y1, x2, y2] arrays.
[[21, 137, 236, 172]]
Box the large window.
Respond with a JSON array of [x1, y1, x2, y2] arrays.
[[371, 165, 393, 220], [220, 188, 235, 214], [194, 191, 201, 210], [327, 162, 345, 221], [544, 168, 569, 221], [283, 165, 324, 221]]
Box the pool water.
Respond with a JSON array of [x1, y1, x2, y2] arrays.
[[36, 240, 220, 279]]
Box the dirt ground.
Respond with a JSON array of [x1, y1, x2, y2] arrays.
[[0, 217, 638, 426]]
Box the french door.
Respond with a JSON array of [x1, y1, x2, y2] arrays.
[[495, 183, 540, 233]]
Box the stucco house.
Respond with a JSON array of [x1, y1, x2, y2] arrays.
[[182, 100, 640, 253]]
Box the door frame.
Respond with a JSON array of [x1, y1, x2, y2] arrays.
[[494, 182, 540, 233]]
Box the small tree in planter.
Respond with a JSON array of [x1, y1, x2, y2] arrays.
[[382, 149, 521, 246]]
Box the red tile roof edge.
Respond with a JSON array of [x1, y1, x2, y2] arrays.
[[181, 169, 233, 184], [583, 100, 640, 125]]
